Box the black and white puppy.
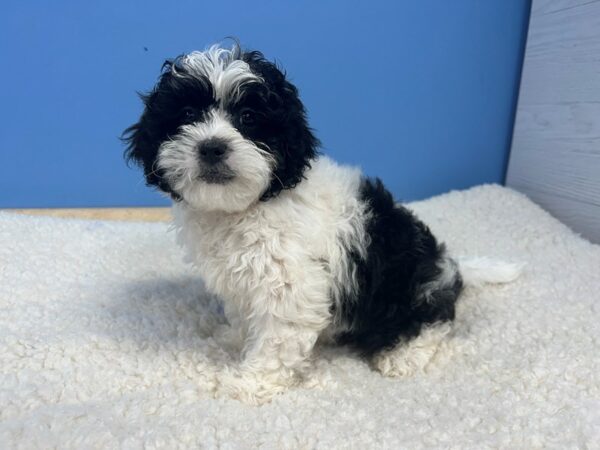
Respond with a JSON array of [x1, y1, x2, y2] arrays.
[[124, 44, 520, 403]]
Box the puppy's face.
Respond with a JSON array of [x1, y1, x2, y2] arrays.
[[124, 45, 319, 213]]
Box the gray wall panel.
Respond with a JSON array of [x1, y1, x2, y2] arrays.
[[507, 0, 600, 243]]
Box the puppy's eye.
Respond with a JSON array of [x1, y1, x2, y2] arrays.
[[240, 110, 255, 126], [181, 106, 198, 122]]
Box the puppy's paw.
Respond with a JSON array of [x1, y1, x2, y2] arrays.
[[372, 347, 429, 377], [372, 323, 452, 378], [214, 367, 293, 405]]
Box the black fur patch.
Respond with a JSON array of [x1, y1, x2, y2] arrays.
[[122, 60, 216, 200], [240, 51, 320, 199], [336, 178, 463, 356]]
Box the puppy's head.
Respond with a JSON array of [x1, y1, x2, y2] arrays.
[[123, 44, 319, 213]]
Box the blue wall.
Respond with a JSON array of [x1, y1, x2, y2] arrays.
[[0, 0, 531, 208]]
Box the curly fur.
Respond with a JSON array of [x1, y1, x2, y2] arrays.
[[123, 43, 521, 404]]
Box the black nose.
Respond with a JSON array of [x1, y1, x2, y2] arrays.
[[198, 140, 228, 165]]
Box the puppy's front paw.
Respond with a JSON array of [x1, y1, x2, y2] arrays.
[[372, 323, 453, 377], [215, 367, 293, 405], [372, 348, 426, 377]]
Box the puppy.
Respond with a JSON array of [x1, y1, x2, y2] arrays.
[[124, 43, 520, 403]]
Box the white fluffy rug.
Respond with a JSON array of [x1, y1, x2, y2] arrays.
[[1, 185, 599, 449]]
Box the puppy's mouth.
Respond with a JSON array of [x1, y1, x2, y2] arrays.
[[198, 165, 236, 184]]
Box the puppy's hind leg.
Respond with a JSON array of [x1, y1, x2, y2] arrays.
[[372, 322, 453, 377], [372, 254, 460, 377]]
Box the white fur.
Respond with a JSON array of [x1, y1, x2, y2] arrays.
[[158, 110, 274, 213], [173, 157, 370, 403], [179, 45, 260, 105], [457, 256, 524, 288]]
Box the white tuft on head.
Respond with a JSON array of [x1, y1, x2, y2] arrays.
[[177, 45, 261, 105]]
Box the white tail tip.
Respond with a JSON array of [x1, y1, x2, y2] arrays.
[[457, 257, 524, 288]]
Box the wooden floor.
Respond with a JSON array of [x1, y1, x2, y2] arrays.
[[7, 208, 171, 222]]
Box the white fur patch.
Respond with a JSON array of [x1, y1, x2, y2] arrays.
[[172, 156, 370, 401], [178, 45, 260, 105], [457, 256, 524, 288], [158, 110, 274, 213]]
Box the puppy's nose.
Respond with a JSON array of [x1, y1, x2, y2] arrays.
[[198, 140, 228, 165]]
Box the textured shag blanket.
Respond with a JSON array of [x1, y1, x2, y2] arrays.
[[1, 185, 599, 449]]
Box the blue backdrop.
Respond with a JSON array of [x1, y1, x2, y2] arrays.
[[0, 0, 531, 207]]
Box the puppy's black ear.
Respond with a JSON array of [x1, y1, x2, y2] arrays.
[[274, 78, 320, 190], [122, 93, 151, 169], [122, 61, 181, 200], [242, 51, 320, 199]]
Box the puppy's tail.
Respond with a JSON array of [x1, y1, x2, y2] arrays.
[[456, 256, 524, 288]]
